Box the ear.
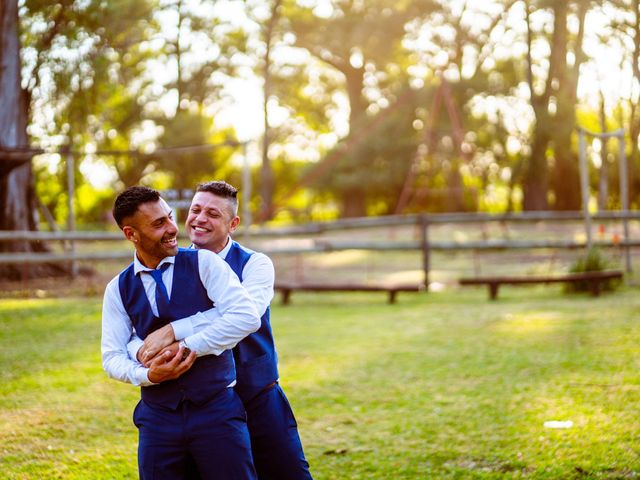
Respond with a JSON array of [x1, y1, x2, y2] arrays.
[[123, 225, 137, 243], [228, 216, 240, 234]]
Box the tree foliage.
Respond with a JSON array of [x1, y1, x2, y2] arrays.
[[281, 0, 436, 216], [4, 0, 640, 232]]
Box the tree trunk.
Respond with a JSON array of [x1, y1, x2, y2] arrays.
[[339, 65, 367, 218], [446, 159, 466, 212], [628, 0, 640, 205], [549, 2, 581, 210], [522, 1, 549, 211], [0, 0, 33, 230], [628, 102, 640, 206], [0, 0, 62, 279], [522, 117, 549, 210], [259, 0, 282, 223], [345, 64, 367, 132], [341, 188, 367, 218]]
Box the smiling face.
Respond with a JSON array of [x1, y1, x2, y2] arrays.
[[122, 198, 179, 268], [185, 191, 240, 253]]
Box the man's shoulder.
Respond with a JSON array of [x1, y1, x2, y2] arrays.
[[105, 262, 134, 293], [178, 247, 198, 256], [112, 262, 135, 280], [178, 247, 210, 264], [241, 250, 274, 274], [232, 242, 273, 265], [233, 241, 268, 258], [104, 269, 126, 299], [248, 250, 271, 263], [194, 247, 226, 267]]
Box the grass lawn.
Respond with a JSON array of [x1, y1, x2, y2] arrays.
[[1, 286, 639, 479]]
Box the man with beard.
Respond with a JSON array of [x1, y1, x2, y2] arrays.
[[131, 181, 313, 480], [101, 186, 261, 479]]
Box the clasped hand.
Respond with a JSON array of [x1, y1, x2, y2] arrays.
[[137, 324, 196, 383], [146, 342, 196, 384], [137, 324, 175, 366]]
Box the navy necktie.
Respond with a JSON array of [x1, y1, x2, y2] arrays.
[[149, 263, 171, 318]]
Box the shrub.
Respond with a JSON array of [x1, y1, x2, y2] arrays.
[[565, 248, 621, 293]]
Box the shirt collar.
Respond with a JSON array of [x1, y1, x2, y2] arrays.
[[218, 236, 233, 259], [133, 252, 177, 275], [189, 236, 232, 258]]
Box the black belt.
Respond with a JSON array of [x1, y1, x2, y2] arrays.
[[261, 381, 278, 394]]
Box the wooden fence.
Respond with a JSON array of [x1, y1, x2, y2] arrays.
[[1, 211, 638, 284]]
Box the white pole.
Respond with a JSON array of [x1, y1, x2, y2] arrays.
[[618, 132, 632, 272], [578, 129, 592, 250], [65, 148, 78, 278], [242, 142, 252, 227]]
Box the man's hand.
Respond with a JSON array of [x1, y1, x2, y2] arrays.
[[147, 344, 196, 384], [141, 340, 190, 367], [137, 324, 175, 365]]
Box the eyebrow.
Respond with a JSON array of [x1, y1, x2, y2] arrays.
[[150, 210, 173, 224], [192, 203, 223, 214]]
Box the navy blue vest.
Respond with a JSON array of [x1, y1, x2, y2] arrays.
[[118, 248, 235, 409], [225, 241, 279, 403]]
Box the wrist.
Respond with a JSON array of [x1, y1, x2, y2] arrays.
[[179, 339, 192, 359], [147, 368, 159, 385], [166, 323, 176, 342]]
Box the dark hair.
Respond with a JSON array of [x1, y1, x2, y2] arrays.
[[112, 186, 160, 228], [195, 181, 239, 217]]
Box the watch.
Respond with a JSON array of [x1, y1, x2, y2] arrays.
[[179, 340, 191, 359]]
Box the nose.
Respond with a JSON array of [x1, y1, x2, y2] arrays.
[[193, 210, 208, 223], [168, 217, 178, 234]]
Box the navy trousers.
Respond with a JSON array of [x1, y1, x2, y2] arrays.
[[133, 388, 257, 480], [246, 384, 313, 480]]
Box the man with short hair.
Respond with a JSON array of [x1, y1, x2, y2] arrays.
[[101, 186, 260, 479], [131, 181, 313, 480]]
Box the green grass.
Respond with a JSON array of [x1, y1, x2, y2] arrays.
[[1, 287, 640, 479]]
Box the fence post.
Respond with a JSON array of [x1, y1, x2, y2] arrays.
[[618, 133, 632, 273], [64, 146, 78, 278], [242, 141, 252, 227], [420, 214, 430, 290], [577, 129, 593, 251]]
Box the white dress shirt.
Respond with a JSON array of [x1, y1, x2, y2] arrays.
[[126, 237, 274, 361], [101, 248, 260, 387]]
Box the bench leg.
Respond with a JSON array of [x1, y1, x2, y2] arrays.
[[488, 283, 499, 300], [589, 280, 602, 297], [388, 290, 397, 304], [281, 289, 292, 305]]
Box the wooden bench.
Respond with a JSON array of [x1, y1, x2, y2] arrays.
[[274, 282, 424, 305], [458, 270, 623, 300]]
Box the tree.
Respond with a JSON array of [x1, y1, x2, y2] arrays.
[[400, 0, 523, 213], [0, 0, 54, 279], [285, 0, 436, 217], [605, 0, 640, 207], [22, 0, 244, 201], [155, 109, 239, 189], [146, 0, 246, 190], [625, 0, 640, 204], [22, 0, 158, 207], [257, 0, 283, 221], [522, 0, 590, 210]]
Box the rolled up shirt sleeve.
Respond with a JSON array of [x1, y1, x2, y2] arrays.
[[182, 249, 260, 356], [101, 277, 154, 387], [241, 252, 275, 316]]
